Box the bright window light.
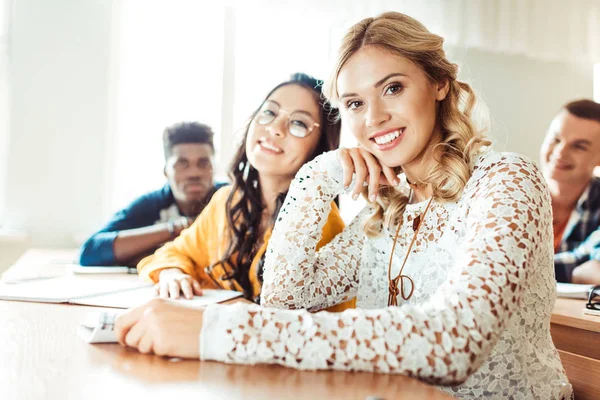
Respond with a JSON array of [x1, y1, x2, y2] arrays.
[[110, 1, 224, 212]]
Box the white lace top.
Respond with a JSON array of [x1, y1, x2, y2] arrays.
[[200, 149, 573, 399]]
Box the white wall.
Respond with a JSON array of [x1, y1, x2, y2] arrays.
[[339, 48, 594, 223], [2, 1, 595, 247], [4, 0, 113, 247], [595, 63, 600, 101], [449, 47, 593, 161]]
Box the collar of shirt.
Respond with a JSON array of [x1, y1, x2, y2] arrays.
[[563, 177, 600, 242]]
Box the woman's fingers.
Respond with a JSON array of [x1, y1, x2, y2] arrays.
[[124, 313, 148, 349], [115, 306, 146, 346], [168, 280, 181, 299], [338, 149, 354, 190], [348, 149, 368, 200], [361, 150, 382, 202], [339, 147, 398, 200], [381, 163, 399, 187], [137, 332, 154, 354], [192, 280, 203, 296], [180, 279, 194, 300], [159, 282, 170, 299]]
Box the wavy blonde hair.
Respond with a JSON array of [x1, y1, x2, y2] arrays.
[[322, 12, 491, 236]]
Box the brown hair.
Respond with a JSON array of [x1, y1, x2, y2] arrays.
[[564, 99, 600, 125], [323, 12, 490, 235]]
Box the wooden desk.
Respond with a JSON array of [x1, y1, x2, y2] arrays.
[[0, 249, 452, 400], [551, 298, 600, 400]]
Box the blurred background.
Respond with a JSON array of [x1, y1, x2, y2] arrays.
[[0, 0, 599, 270]]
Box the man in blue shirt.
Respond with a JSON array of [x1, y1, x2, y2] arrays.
[[540, 99, 600, 284], [79, 122, 227, 267]]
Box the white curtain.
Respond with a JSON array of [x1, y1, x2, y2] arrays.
[[223, 0, 600, 154], [237, 0, 600, 65], [0, 0, 10, 223]]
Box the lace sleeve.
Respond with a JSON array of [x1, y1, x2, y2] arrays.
[[261, 150, 366, 311], [201, 155, 551, 385]]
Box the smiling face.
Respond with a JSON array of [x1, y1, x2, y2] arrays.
[[540, 110, 600, 185], [336, 46, 449, 170], [245, 84, 323, 180]]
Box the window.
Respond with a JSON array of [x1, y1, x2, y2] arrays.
[[109, 1, 225, 211], [109, 1, 367, 219], [0, 0, 10, 223]]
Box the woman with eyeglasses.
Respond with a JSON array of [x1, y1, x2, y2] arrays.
[[117, 13, 570, 399], [136, 72, 353, 311]]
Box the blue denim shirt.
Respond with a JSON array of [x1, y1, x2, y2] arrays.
[[554, 177, 600, 282], [79, 182, 227, 266]]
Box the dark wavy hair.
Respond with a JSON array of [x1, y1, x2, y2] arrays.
[[217, 72, 341, 301]]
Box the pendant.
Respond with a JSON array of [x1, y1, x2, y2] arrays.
[[412, 214, 421, 232]]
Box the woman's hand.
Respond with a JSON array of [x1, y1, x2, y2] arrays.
[[115, 298, 204, 359], [337, 147, 399, 202], [156, 268, 203, 299]]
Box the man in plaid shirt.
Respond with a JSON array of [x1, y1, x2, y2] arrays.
[[540, 99, 600, 284]]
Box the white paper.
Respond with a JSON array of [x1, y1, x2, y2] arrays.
[[78, 290, 243, 344], [583, 308, 600, 317], [75, 287, 243, 309], [0, 275, 151, 303], [556, 283, 596, 299], [78, 325, 118, 343], [69, 264, 136, 274], [78, 311, 121, 343]]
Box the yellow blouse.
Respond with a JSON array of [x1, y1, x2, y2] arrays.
[[138, 186, 355, 312]]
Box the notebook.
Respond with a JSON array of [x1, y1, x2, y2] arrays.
[[583, 307, 600, 317], [556, 283, 598, 299], [74, 287, 243, 309], [0, 263, 137, 285], [79, 310, 123, 343], [0, 275, 151, 304], [69, 264, 138, 275], [78, 289, 243, 343]]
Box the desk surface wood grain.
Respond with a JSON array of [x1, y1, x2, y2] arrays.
[[551, 298, 600, 333], [0, 250, 452, 400], [0, 301, 452, 400], [551, 298, 600, 400]]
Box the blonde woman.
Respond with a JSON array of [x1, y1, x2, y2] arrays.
[[115, 12, 572, 399]]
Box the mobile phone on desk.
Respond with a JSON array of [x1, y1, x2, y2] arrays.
[[70, 265, 138, 275]]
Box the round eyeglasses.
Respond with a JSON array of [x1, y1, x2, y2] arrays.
[[587, 284, 600, 311], [254, 100, 320, 138]]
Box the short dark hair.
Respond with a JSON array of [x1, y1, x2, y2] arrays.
[[563, 99, 600, 125], [162, 122, 215, 160]]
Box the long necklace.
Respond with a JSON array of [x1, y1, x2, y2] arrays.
[[387, 190, 434, 306], [406, 177, 426, 190]]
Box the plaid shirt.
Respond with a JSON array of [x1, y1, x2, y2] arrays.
[[554, 177, 600, 282]]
